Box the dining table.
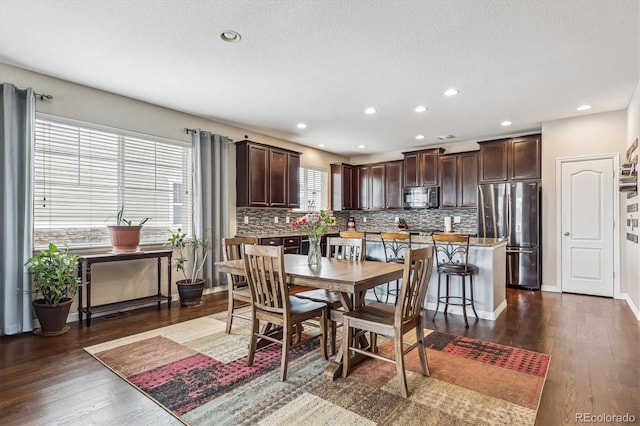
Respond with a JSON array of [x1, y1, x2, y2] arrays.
[[216, 253, 405, 380]]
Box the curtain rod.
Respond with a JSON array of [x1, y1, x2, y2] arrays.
[[34, 92, 53, 101], [184, 127, 233, 142]]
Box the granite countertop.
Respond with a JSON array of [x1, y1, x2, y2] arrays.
[[236, 230, 506, 247]]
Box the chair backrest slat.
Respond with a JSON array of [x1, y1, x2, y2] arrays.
[[395, 246, 434, 327], [243, 244, 288, 315], [326, 236, 365, 260]]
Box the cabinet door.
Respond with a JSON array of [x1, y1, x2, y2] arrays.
[[510, 135, 541, 180], [342, 165, 354, 209], [385, 160, 403, 209], [403, 153, 419, 187], [479, 140, 509, 182], [369, 163, 386, 209], [248, 145, 269, 206], [458, 151, 478, 207], [287, 153, 300, 208], [439, 155, 458, 207], [419, 150, 439, 186], [356, 165, 370, 210], [269, 149, 287, 207]]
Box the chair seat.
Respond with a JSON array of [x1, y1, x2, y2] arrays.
[[233, 285, 251, 299], [289, 295, 327, 315], [342, 304, 395, 328], [437, 263, 476, 275], [296, 289, 342, 309]]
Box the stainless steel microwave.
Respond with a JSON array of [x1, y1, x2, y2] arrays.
[[403, 186, 439, 209]]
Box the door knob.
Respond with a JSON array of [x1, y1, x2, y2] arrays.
[[564, 232, 570, 236]]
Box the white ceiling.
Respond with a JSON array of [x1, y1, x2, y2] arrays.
[[1, 0, 638, 156]]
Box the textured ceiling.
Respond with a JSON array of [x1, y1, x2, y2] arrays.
[[1, 0, 638, 155]]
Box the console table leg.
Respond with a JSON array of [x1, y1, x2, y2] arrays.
[[77, 261, 84, 325], [167, 254, 172, 310], [86, 264, 92, 327]]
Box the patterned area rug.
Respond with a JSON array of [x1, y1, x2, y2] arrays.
[[85, 314, 549, 425]]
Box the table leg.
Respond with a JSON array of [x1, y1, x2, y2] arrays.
[[86, 264, 92, 327], [156, 257, 162, 310], [77, 260, 84, 325]]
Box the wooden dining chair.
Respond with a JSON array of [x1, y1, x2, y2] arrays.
[[342, 246, 434, 398], [296, 236, 365, 355], [243, 244, 328, 381], [378, 232, 412, 304], [222, 236, 258, 334]]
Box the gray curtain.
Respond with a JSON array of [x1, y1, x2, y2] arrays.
[[192, 130, 230, 287], [1, 84, 35, 335]]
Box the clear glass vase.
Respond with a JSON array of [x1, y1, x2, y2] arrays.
[[307, 234, 322, 267]]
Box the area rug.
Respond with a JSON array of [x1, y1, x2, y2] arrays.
[[85, 315, 549, 426]]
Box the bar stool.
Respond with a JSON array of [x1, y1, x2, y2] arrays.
[[431, 233, 477, 328], [378, 232, 411, 304]]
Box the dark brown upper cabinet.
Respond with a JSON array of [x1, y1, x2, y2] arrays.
[[479, 134, 541, 182], [439, 151, 478, 208], [236, 140, 301, 208], [331, 163, 355, 210], [403, 148, 443, 187], [355, 165, 370, 210], [369, 163, 386, 210], [385, 160, 404, 209]]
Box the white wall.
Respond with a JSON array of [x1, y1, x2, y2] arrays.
[[1, 63, 347, 313], [624, 82, 640, 319], [541, 110, 627, 293]]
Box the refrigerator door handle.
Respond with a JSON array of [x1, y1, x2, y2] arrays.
[[506, 248, 534, 254]]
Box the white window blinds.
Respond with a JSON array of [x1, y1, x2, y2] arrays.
[[296, 166, 328, 211], [34, 117, 192, 249]]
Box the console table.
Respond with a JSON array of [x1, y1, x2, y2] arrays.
[[77, 250, 173, 327]]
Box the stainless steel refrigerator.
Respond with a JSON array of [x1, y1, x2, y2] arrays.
[[477, 181, 541, 290]]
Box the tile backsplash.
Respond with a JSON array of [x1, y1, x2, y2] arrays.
[[236, 207, 477, 236]]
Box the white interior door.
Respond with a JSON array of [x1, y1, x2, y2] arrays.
[[561, 158, 614, 296]]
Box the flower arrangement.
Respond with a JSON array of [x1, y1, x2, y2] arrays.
[[290, 209, 337, 238]]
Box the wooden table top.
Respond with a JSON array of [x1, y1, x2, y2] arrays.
[[216, 254, 404, 294]]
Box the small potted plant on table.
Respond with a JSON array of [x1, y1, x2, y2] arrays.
[[167, 229, 210, 306], [25, 243, 80, 336], [108, 206, 150, 253]]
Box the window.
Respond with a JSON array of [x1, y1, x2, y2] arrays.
[[34, 115, 192, 249], [296, 166, 328, 211]]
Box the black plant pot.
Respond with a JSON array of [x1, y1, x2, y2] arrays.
[[176, 279, 205, 307], [32, 298, 72, 336]]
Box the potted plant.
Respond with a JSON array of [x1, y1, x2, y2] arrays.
[[108, 206, 150, 253], [167, 229, 210, 306], [25, 243, 80, 336]]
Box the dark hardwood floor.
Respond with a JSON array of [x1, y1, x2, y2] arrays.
[[1, 288, 638, 425]]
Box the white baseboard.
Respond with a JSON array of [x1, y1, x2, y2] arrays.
[[541, 284, 561, 292], [620, 293, 640, 321], [425, 298, 507, 321]]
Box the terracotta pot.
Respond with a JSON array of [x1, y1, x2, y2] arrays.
[[176, 279, 205, 307], [108, 225, 142, 253], [32, 298, 72, 336]]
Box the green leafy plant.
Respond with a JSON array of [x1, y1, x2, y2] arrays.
[[167, 229, 210, 283], [115, 206, 150, 226], [25, 243, 80, 304]]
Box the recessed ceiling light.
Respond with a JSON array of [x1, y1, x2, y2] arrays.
[[436, 134, 456, 140], [358, 144, 366, 149], [577, 104, 592, 111], [318, 144, 325, 147], [416, 134, 425, 140], [364, 107, 377, 114], [296, 123, 307, 129], [444, 88, 459, 96], [415, 106, 427, 113], [501, 120, 512, 127], [220, 30, 242, 43]]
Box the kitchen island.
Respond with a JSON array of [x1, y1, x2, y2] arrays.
[[364, 234, 507, 321]]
